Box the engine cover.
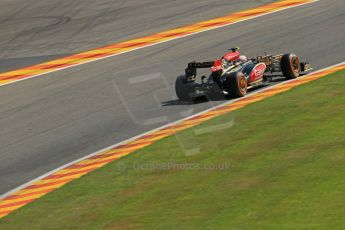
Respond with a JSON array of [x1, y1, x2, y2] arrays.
[[223, 51, 240, 61]]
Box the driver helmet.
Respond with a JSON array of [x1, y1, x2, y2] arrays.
[[237, 55, 247, 62]]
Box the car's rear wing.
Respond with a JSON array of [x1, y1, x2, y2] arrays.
[[185, 61, 214, 81], [187, 61, 214, 69]]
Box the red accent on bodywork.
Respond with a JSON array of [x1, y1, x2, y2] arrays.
[[223, 51, 240, 61], [250, 63, 266, 82], [211, 59, 222, 72]]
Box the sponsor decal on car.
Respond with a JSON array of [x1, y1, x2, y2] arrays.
[[250, 63, 266, 81]]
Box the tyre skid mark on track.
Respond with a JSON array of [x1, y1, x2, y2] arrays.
[[0, 61, 344, 219], [0, 0, 317, 87]]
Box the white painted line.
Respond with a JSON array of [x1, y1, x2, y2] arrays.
[[1, 59, 344, 200], [128, 73, 162, 84], [0, 0, 319, 88]]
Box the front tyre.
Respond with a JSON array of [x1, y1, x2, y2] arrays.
[[281, 53, 301, 79], [226, 72, 247, 97]]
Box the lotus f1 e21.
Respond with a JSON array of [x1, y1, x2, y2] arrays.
[[175, 47, 312, 101]]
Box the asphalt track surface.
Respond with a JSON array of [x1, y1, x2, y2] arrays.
[[0, 0, 276, 73], [0, 0, 345, 195]]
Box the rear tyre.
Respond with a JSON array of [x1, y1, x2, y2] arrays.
[[175, 75, 196, 101], [226, 72, 247, 97], [281, 53, 301, 79]]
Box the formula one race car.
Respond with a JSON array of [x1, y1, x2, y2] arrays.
[[175, 47, 312, 101]]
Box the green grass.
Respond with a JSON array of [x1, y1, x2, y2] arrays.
[[1, 70, 345, 230]]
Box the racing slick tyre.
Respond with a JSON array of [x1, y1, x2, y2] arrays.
[[226, 72, 247, 97], [175, 75, 197, 101], [281, 53, 301, 79]]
